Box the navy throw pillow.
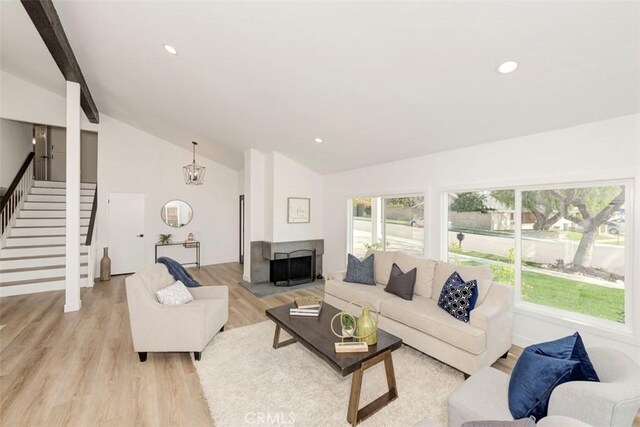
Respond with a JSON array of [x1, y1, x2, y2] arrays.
[[508, 350, 581, 421], [437, 271, 478, 322], [345, 254, 376, 285], [528, 332, 599, 382], [384, 263, 417, 300]]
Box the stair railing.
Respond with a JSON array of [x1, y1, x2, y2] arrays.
[[85, 186, 97, 246], [0, 152, 35, 241], [85, 186, 98, 287]]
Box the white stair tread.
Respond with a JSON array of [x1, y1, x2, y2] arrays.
[[0, 253, 88, 261], [0, 274, 89, 288], [6, 234, 87, 239], [1, 243, 87, 249], [0, 263, 88, 274], [11, 226, 88, 229]]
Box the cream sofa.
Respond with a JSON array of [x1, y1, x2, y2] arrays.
[[324, 250, 514, 375], [125, 263, 229, 362]]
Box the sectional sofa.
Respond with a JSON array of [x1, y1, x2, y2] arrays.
[[324, 250, 514, 375]]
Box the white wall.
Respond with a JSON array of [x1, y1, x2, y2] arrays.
[[0, 71, 97, 131], [322, 114, 640, 359], [271, 152, 323, 242], [1, 71, 240, 272], [242, 150, 323, 281], [96, 115, 239, 269], [0, 118, 32, 188]]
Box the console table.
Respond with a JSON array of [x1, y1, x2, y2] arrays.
[[154, 241, 200, 269]]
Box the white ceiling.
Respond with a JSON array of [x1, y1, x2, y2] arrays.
[[1, 1, 639, 173]]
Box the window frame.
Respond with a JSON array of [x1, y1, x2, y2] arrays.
[[442, 178, 635, 340], [347, 191, 428, 259]]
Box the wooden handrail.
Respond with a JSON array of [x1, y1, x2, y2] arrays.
[[0, 152, 34, 212], [85, 186, 98, 246]]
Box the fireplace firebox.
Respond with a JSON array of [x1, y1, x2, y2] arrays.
[[269, 249, 316, 286]]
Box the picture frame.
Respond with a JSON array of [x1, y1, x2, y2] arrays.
[[287, 197, 311, 223]]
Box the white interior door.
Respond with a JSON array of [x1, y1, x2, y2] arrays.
[[109, 192, 146, 275]]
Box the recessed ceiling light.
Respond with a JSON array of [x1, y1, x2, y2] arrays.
[[498, 60, 518, 74], [314, 138, 323, 144], [163, 44, 178, 55]]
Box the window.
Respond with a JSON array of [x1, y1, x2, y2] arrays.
[[447, 190, 516, 285], [351, 197, 374, 258], [519, 185, 626, 323], [446, 182, 630, 325], [349, 195, 425, 257]]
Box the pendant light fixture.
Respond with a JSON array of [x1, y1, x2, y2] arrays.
[[183, 141, 206, 185]]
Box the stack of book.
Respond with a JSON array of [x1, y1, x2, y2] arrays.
[[290, 296, 323, 317]]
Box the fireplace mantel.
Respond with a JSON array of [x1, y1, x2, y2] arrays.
[[261, 239, 324, 260]]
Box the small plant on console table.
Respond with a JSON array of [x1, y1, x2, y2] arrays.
[[158, 233, 172, 244]]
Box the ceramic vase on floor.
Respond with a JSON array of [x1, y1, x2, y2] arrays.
[[100, 247, 111, 281]]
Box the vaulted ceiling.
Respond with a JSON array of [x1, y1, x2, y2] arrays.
[[2, 0, 638, 173]]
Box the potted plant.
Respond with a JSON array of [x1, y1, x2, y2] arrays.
[[341, 313, 356, 338], [158, 233, 172, 244]]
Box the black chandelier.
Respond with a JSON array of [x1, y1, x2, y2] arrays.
[[183, 141, 206, 185]]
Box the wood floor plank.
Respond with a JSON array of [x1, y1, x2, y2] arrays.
[[0, 262, 637, 426]]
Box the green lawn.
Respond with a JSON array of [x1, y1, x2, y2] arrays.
[[459, 250, 542, 268], [460, 260, 624, 323], [521, 270, 624, 323], [450, 227, 625, 246], [450, 226, 513, 238], [353, 217, 412, 226], [560, 230, 625, 245]]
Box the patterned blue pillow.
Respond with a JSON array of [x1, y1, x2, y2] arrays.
[[437, 271, 478, 322], [345, 254, 376, 285]]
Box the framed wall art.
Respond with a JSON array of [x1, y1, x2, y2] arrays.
[[287, 197, 310, 223]]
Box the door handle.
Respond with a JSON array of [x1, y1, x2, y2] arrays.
[[137, 234, 144, 237], [40, 155, 50, 159]]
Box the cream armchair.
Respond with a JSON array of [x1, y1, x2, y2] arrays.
[[448, 347, 640, 427], [125, 263, 228, 362]]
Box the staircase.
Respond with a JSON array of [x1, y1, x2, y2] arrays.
[[0, 180, 97, 296]]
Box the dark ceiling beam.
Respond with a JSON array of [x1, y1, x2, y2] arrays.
[[21, 0, 99, 123]]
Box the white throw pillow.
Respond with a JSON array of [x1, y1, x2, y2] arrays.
[[366, 250, 397, 285], [395, 252, 437, 298], [156, 280, 194, 305]]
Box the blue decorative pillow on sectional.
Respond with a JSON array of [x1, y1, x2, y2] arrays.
[[345, 253, 376, 285], [508, 349, 582, 421], [437, 271, 478, 322], [527, 332, 599, 382]]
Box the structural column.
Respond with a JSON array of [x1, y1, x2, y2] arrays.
[[64, 81, 81, 312], [243, 149, 267, 282]]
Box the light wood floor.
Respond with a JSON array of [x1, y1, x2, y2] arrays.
[[0, 263, 637, 426]]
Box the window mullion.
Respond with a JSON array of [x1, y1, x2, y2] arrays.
[[514, 189, 523, 303], [380, 198, 387, 250]]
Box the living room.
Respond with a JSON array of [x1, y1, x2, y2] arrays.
[[1, 1, 639, 426]]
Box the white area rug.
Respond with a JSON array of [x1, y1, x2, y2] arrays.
[[194, 321, 464, 427]]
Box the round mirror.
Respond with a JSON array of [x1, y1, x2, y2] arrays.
[[161, 200, 193, 228]]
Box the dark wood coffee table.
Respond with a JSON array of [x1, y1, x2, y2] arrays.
[[265, 302, 403, 426]]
